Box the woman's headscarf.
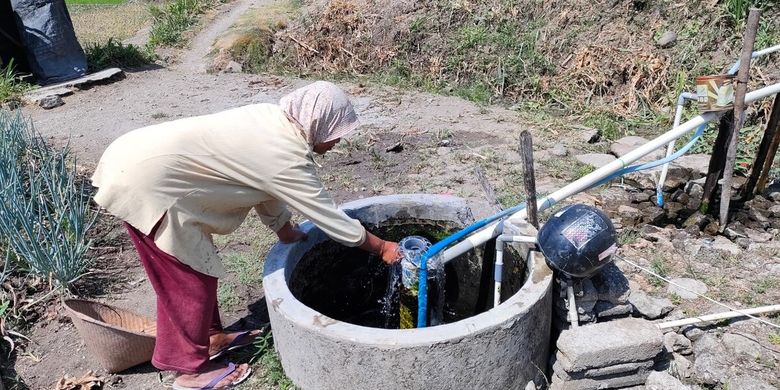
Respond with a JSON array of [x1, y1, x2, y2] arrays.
[[279, 81, 360, 146]]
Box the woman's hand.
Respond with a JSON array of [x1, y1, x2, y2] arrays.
[[379, 241, 401, 265], [360, 231, 400, 265], [276, 222, 307, 243]]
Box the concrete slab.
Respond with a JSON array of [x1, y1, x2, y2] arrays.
[[557, 318, 663, 371], [554, 358, 654, 379], [551, 368, 651, 390], [23, 68, 125, 104]]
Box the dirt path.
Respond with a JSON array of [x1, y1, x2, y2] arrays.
[[179, 0, 260, 73]]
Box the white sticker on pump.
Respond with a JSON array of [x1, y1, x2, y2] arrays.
[[561, 211, 603, 250]]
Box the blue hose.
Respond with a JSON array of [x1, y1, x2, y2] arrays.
[[416, 202, 526, 328]]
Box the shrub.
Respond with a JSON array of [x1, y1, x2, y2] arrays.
[[85, 38, 154, 71], [148, 0, 213, 47]]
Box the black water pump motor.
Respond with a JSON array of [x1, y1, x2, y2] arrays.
[[536, 204, 618, 279]]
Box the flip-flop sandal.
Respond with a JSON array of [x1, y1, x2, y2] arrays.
[[171, 362, 252, 390], [209, 327, 268, 361]]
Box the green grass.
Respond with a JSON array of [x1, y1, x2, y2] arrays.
[[231, 333, 296, 389], [223, 251, 264, 285], [85, 38, 155, 71], [148, 0, 216, 47], [0, 60, 30, 104]]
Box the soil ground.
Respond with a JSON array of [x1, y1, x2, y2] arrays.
[[6, 0, 779, 389]]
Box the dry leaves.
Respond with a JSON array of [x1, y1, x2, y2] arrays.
[[55, 371, 104, 390]]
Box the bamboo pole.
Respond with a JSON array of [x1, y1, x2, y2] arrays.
[[719, 8, 761, 230]]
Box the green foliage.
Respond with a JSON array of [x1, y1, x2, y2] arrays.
[[617, 229, 639, 246], [722, 0, 775, 25], [583, 111, 624, 141], [0, 111, 97, 289], [649, 256, 669, 287], [769, 332, 780, 346], [85, 38, 154, 71], [283, 1, 556, 105], [217, 282, 238, 309], [0, 60, 30, 104], [755, 19, 779, 52], [148, 0, 213, 47]]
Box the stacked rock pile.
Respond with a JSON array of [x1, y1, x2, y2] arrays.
[[554, 263, 632, 329], [550, 318, 664, 390]]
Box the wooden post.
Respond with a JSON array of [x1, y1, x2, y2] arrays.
[[700, 112, 734, 213], [519, 131, 538, 229], [743, 94, 780, 197], [719, 8, 761, 230]]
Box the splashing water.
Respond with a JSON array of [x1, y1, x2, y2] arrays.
[[381, 261, 402, 328], [379, 236, 448, 328], [429, 256, 445, 326]]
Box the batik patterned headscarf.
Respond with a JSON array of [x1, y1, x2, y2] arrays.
[[279, 81, 360, 146]]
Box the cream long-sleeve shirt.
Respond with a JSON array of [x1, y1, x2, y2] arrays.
[[91, 103, 367, 277]]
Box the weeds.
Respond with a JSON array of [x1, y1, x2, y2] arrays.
[[617, 229, 639, 246], [85, 38, 154, 71], [722, 0, 775, 26], [649, 256, 669, 287], [148, 0, 215, 47], [232, 333, 296, 389], [0, 60, 29, 104], [0, 111, 97, 289], [769, 332, 780, 346], [217, 282, 238, 309]]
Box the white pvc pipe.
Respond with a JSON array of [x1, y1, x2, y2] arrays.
[[657, 304, 780, 329], [494, 240, 503, 308], [567, 285, 579, 328], [657, 92, 698, 200], [728, 44, 780, 75], [441, 82, 780, 263], [493, 234, 540, 308]]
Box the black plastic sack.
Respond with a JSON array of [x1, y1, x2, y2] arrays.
[[11, 0, 86, 84], [0, 0, 30, 73]]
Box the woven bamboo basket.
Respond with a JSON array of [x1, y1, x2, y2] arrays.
[[64, 299, 156, 373]]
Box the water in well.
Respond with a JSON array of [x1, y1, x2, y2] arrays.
[[288, 220, 528, 329]]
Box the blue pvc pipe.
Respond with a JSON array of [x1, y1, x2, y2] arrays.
[[416, 202, 527, 328]]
